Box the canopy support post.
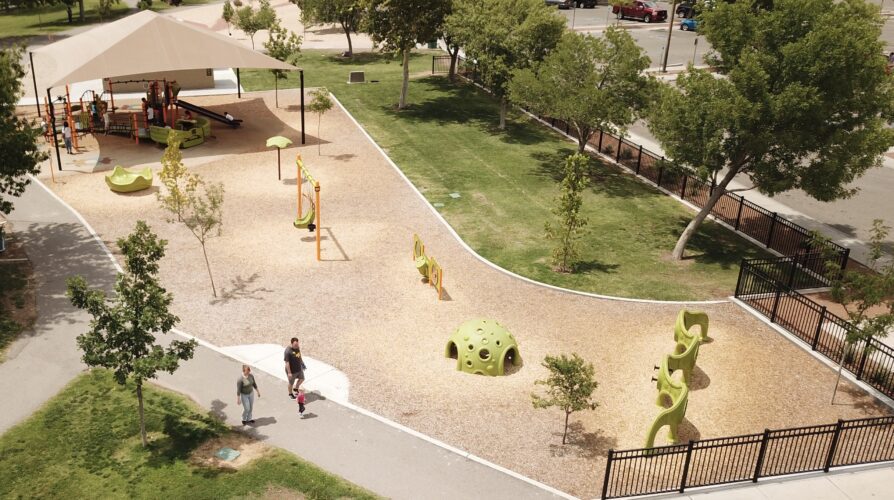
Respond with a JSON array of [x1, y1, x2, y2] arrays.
[[236, 68, 241, 98], [29, 52, 41, 118], [46, 88, 62, 172], [300, 70, 305, 145]]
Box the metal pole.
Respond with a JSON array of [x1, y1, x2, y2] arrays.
[[236, 68, 241, 98], [692, 36, 699, 66], [661, 0, 679, 73], [46, 88, 62, 171], [300, 70, 306, 145], [29, 52, 41, 118], [572, 4, 576, 30]]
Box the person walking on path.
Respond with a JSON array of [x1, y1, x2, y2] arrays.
[[284, 337, 307, 400], [62, 122, 73, 154], [236, 364, 261, 425]]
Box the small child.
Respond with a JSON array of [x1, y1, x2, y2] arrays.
[[296, 388, 306, 417]]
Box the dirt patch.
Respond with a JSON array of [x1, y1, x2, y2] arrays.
[[241, 485, 306, 500], [190, 432, 270, 470]]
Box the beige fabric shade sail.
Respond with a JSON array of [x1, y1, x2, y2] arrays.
[[32, 9, 298, 89]]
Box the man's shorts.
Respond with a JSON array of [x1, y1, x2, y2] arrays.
[[287, 371, 304, 390]]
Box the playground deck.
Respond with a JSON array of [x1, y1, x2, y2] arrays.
[[42, 89, 893, 498]]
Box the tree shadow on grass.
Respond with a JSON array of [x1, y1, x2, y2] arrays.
[[574, 260, 621, 274], [673, 218, 765, 270], [530, 150, 660, 201], [323, 51, 400, 66], [549, 422, 618, 459]]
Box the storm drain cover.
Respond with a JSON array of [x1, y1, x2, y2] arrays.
[[215, 447, 241, 461]]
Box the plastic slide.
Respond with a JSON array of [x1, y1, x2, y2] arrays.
[[176, 100, 242, 128]]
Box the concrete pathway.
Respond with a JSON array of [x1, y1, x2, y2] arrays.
[[1, 177, 567, 499]]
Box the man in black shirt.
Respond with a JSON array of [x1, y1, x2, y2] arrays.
[[284, 337, 307, 400]]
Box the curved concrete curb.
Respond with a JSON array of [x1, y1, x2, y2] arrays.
[[327, 94, 727, 306], [27, 174, 578, 500]]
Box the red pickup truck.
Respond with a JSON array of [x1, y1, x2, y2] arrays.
[[612, 1, 668, 23]]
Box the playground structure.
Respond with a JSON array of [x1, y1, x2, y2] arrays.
[[294, 154, 322, 261], [445, 319, 521, 376], [104, 165, 153, 193], [644, 310, 710, 448], [412, 234, 445, 300]]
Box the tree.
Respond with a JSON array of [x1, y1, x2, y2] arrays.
[[264, 19, 302, 108], [182, 179, 225, 298], [308, 87, 333, 155], [648, 0, 894, 260], [365, 0, 451, 109], [156, 138, 195, 223], [532, 353, 599, 445], [96, 0, 119, 21], [0, 47, 44, 215], [222, 0, 235, 35], [545, 154, 590, 273], [137, 0, 152, 9], [816, 221, 894, 403], [444, 0, 565, 129], [235, 0, 277, 49], [294, 0, 365, 57], [67, 221, 197, 448], [509, 29, 652, 153]]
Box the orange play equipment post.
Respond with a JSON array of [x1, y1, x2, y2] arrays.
[[295, 154, 321, 261]]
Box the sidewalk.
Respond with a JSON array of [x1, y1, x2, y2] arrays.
[[1, 178, 566, 500]]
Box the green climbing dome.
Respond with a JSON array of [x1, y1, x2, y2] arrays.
[[445, 319, 521, 376]]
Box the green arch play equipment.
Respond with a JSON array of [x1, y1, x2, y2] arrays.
[[445, 319, 520, 376], [675, 310, 710, 344], [105, 165, 153, 193], [669, 334, 701, 384], [644, 376, 690, 448], [413, 234, 430, 277]]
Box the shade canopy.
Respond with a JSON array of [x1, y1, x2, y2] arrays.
[[266, 136, 293, 149], [32, 10, 298, 89]]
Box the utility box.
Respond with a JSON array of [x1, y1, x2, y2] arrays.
[[348, 71, 365, 84]]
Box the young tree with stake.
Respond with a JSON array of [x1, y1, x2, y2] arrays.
[[157, 138, 195, 223], [67, 221, 197, 448], [545, 154, 590, 273], [264, 20, 302, 108], [532, 353, 599, 445], [222, 0, 235, 35], [308, 87, 333, 155], [649, 0, 894, 260], [293, 0, 365, 57], [509, 29, 652, 153], [182, 180, 225, 298]]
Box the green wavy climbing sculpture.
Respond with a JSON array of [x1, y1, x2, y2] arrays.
[[668, 335, 700, 384], [445, 319, 520, 376], [413, 233, 430, 277], [644, 362, 690, 448], [675, 310, 710, 344]]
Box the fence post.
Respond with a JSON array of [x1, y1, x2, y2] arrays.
[[766, 212, 778, 248], [734, 263, 745, 297], [680, 175, 688, 200], [856, 339, 871, 380], [839, 248, 851, 278], [431, 56, 435, 74], [598, 129, 604, 152], [565, 122, 570, 135], [657, 165, 664, 187], [679, 441, 695, 493], [753, 429, 771, 482], [636, 145, 643, 174], [786, 256, 798, 289], [616, 138, 623, 163], [812, 306, 826, 351], [770, 287, 782, 323], [824, 420, 844, 472], [734, 197, 745, 230], [601, 449, 614, 500]]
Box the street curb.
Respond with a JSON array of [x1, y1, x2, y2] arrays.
[[327, 94, 726, 306], [26, 174, 579, 500]]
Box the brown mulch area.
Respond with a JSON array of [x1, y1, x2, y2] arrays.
[[43, 89, 893, 498]]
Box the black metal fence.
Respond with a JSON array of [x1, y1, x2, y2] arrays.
[[735, 259, 894, 399], [433, 55, 852, 269], [602, 416, 894, 499]]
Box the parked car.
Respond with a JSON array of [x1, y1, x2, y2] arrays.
[[676, 1, 693, 17], [546, 0, 575, 9], [576, 0, 598, 7], [680, 17, 697, 31], [612, 1, 668, 23]]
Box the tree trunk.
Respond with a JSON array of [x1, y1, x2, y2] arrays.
[[249, 34, 255, 50], [576, 125, 590, 153], [671, 165, 740, 260], [201, 243, 217, 297], [137, 382, 148, 447], [499, 96, 507, 130], [275, 76, 278, 108], [448, 47, 459, 82], [66, 5, 73, 23], [831, 343, 849, 403], [562, 410, 570, 445], [342, 22, 353, 57], [317, 114, 322, 155], [77, 0, 84, 21], [398, 49, 410, 109]]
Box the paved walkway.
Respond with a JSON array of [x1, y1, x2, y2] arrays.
[[0, 179, 566, 500]]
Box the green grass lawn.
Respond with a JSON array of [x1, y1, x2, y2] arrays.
[[0, 261, 32, 361], [242, 50, 766, 300], [0, 0, 130, 41], [0, 370, 378, 499]]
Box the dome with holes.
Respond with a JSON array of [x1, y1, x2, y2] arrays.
[[444, 319, 521, 376]]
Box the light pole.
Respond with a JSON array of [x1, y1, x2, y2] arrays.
[[692, 36, 699, 66], [572, 4, 577, 30], [661, 0, 679, 73]]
